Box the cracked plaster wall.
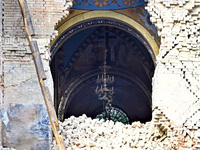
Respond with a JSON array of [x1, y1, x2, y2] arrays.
[[1, 0, 73, 148], [0, 0, 3, 147], [2, 0, 73, 107], [3, 104, 52, 150]]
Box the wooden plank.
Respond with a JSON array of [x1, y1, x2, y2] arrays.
[[17, 0, 66, 149], [30, 41, 46, 80], [19, 0, 35, 36], [24, 0, 35, 36], [44, 86, 59, 129]]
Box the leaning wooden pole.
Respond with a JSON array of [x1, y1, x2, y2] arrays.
[[17, 0, 66, 149]]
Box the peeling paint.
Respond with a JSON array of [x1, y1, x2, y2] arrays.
[[3, 104, 51, 150]]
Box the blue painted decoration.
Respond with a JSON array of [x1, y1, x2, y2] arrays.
[[138, 8, 158, 36], [71, 0, 147, 10]]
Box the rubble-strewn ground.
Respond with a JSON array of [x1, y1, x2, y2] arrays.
[[51, 114, 197, 150]]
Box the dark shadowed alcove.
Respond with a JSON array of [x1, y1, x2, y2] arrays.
[[50, 20, 156, 123]]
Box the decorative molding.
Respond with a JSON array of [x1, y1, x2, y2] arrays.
[[50, 11, 159, 62]]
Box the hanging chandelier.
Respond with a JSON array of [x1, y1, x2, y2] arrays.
[[95, 49, 114, 103], [95, 29, 115, 119]]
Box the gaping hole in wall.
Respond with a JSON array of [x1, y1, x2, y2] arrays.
[[50, 21, 156, 124]]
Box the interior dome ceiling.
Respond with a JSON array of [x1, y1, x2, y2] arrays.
[[71, 0, 147, 10], [51, 25, 155, 123]]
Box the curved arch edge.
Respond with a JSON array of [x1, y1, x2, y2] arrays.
[[51, 11, 159, 57]]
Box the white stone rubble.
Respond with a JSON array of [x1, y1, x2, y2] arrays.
[[51, 113, 197, 150]]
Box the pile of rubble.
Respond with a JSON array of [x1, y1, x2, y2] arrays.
[[51, 114, 196, 150]]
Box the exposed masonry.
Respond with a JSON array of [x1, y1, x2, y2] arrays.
[[0, 0, 3, 103], [1, 0, 200, 149], [50, 0, 200, 149], [0, 0, 3, 147], [1, 0, 73, 106], [146, 0, 200, 148], [146, 0, 200, 124], [2, 0, 73, 60], [1, 1, 73, 147]]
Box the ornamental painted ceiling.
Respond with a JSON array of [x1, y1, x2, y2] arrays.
[[51, 25, 155, 123], [50, 1, 159, 123], [71, 0, 147, 10], [54, 6, 160, 54]]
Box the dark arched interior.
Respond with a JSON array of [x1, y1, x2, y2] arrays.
[[50, 25, 155, 123]]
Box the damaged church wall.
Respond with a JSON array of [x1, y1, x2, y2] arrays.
[[0, 0, 200, 149], [146, 0, 200, 126], [51, 0, 200, 149], [2, 0, 73, 106], [0, 0, 73, 149], [0, 0, 3, 147]]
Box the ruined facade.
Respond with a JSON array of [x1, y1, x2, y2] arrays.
[[0, 0, 200, 149]]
